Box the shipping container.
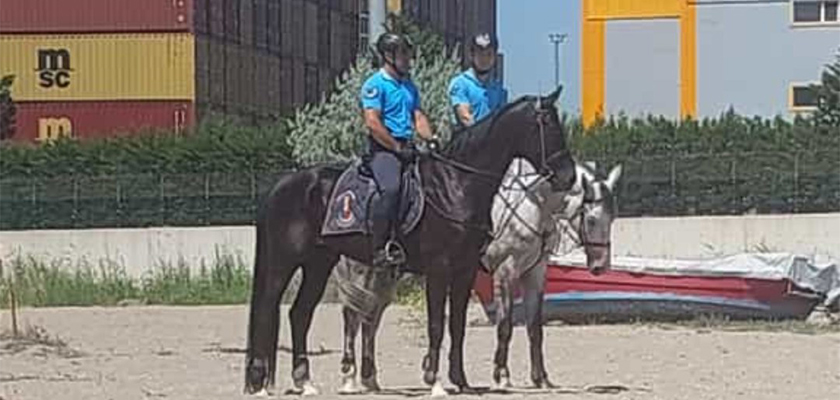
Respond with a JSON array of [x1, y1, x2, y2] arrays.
[[207, 37, 227, 106], [226, 44, 256, 110], [195, 0, 210, 34], [11, 101, 194, 142], [195, 36, 212, 104], [208, 0, 226, 39], [0, 33, 195, 101], [0, 0, 193, 34]]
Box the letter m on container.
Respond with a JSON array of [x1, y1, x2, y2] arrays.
[[37, 48, 72, 89]]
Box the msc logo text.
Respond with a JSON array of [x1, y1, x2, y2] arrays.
[[36, 49, 72, 89], [38, 117, 73, 142]]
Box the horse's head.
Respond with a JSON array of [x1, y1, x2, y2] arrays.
[[564, 163, 622, 274], [496, 85, 576, 192]]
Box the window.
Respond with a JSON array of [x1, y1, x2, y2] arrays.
[[792, 1, 840, 24], [358, 11, 369, 53], [789, 83, 820, 111], [827, 1, 839, 20]]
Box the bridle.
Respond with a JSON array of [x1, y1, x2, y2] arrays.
[[428, 100, 569, 184], [558, 196, 612, 249], [422, 99, 571, 233]]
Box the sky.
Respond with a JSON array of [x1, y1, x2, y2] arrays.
[[498, 0, 580, 113]]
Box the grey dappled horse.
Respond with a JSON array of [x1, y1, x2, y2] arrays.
[[334, 159, 622, 393]]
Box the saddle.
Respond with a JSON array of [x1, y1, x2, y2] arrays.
[[321, 158, 424, 238]]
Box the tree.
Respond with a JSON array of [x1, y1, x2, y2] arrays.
[[0, 75, 16, 141], [287, 14, 462, 166], [814, 48, 840, 128]]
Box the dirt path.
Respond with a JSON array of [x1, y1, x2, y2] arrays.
[[1, 304, 838, 400]]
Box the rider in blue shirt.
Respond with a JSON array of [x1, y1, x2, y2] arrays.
[[360, 33, 437, 268], [449, 33, 508, 129]]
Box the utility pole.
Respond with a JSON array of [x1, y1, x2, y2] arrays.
[[548, 33, 568, 88], [368, 0, 387, 48]]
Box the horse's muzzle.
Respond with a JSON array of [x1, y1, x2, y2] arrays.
[[585, 245, 611, 275]]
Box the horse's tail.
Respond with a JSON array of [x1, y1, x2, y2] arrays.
[[335, 257, 399, 323]]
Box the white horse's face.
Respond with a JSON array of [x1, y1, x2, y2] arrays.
[[573, 165, 622, 273]]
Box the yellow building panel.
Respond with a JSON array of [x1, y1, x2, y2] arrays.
[[582, 19, 605, 127], [582, 0, 695, 126], [680, 3, 697, 119], [584, 0, 684, 20], [0, 33, 194, 101], [387, 0, 402, 13]]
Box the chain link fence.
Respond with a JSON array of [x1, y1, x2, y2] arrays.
[[589, 150, 840, 216], [1, 150, 838, 230], [0, 171, 288, 230]]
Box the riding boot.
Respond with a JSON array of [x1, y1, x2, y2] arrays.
[[371, 217, 405, 269], [371, 217, 392, 268]]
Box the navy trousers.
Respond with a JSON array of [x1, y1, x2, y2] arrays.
[[367, 138, 406, 247]]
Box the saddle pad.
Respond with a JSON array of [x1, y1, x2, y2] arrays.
[[321, 159, 424, 237]]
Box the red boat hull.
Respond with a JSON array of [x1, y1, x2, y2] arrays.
[[473, 264, 819, 324]]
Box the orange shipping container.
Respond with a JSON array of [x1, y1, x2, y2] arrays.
[[0, 33, 195, 101]]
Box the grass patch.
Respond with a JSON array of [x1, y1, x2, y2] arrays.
[[0, 252, 251, 307], [395, 275, 425, 312], [0, 324, 85, 358]]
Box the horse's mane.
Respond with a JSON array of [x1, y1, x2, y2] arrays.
[[442, 96, 536, 156]]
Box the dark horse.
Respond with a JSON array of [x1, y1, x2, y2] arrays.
[[244, 86, 575, 396]]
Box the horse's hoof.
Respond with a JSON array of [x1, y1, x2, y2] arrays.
[[492, 376, 512, 390], [288, 381, 320, 396], [360, 376, 381, 393], [338, 377, 360, 394], [534, 377, 557, 389], [430, 381, 448, 398], [423, 370, 437, 386], [253, 388, 272, 397], [302, 383, 319, 397], [456, 384, 477, 394]]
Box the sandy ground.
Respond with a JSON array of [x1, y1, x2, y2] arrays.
[[1, 304, 838, 400]]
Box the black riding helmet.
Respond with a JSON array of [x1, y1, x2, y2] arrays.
[[470, 33, 499, 52], [469, 33, 498, 75], [376, 33, 414, 63]]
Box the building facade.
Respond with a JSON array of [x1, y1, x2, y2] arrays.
[[581, 0, 839, 125]]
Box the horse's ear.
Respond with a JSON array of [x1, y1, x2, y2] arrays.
[[541, 85, 563, 107]]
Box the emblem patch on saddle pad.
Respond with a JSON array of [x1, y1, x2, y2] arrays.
[[335, 190, 357, 228], [321, 159, 424, 237]]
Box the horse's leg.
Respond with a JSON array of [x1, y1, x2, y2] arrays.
[[359, 303, 387, 392], [447, 264, 478, 393], [492, 257, 515, 390], [423, 272, 448, 397], [244, 236, 299, 395], [288, 249, 339, 396], [522, 262, 554, 388], [338, 306, 361, 394]]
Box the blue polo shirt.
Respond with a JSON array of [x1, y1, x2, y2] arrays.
[[360, 69, 420, 140], [448, 68, 508, 126]]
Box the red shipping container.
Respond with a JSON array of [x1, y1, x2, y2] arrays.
[[11, 101, 195, 142], [0, 0, 193, 34]]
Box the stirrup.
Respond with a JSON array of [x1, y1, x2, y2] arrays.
[[384, 239, 406, 265], [373, 240, 406, 268]]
